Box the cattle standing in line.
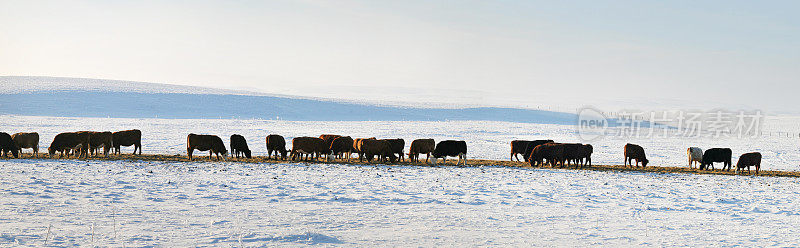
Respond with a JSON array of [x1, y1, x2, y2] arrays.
[[529, 143, 564, 167], [431, 140, 467, 166], [319, 134, 342, 161], [112, 129, 142, 155], [0, 132, 19, 158], [624, 143, 648, 167], [11, 132, 38, 158], [353, 137, 376, 162], [408, 139, 435, 163], [266, 134, 288, 160], [187, 134, 227, 161], [382, 138, 405, 162], [357, 139, 396, 163], [87, 131, 113, 157], [291, 137, 327, 161], [230, 134, 252, 159], [736, 152, 762, 175], [330, 136, 354, 162], [522, 140, 555, 163], [701, 148, 732, 170], [687, 147, 703, 169], [49, 132, 90, 158]]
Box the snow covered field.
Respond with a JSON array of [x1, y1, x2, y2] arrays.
[[3, 159, 800, 246], [3, 115, 800, 246], [2, 115, 800, 171]]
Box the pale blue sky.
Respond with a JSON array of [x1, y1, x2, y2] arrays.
[[1, 0, 798, 112]]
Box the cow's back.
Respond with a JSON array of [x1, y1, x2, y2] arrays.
[[410, 139, 435, 153], [113, 130, 141, 146], [266, 134, 286, 150], [11, 132, 39, 148]]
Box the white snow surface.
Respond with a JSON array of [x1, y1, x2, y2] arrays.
[[2, 159, 800, 247]]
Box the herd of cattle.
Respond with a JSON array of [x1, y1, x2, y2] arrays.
[[187, 133, 468, 165], [0, 130, 763, 174]]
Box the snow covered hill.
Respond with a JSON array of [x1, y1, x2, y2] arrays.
[[0, 76, 577, 124]]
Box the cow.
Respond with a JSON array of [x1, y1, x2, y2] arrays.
[[229, 134, 252, 159], [687, 147, 703, 169], [563, 143, 592, 168], [112, 129, 141, 155], [431, 140, 467, 166], [381, 138, 405, 162], [522, 140, 555, 162], [86, 131, 113, 157], [330, 136, 354, 162], [357, 139, 396, 163], [266, 134, 288, 160], [319, 134, 342, 161], [736, 152, 762, 175], [408, 138, 435, 163], [624, 143, 648, 167], [0, 132, 19, 158], [291, 137, 327, 161], [701, 148, 732, 170], [187, 134, 227, 161], [11, 132, 38, 158], [49, 132, 90, 158], [353, 137, 376, 162], [529, 143, 564, 167], [510, 140, 533, 161]]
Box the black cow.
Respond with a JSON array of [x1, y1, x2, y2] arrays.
[[230, 134, 252, 159], [702, 148, 732, 170], [736, 152, 762, 175], [381, 139, 405, 162], [522, 140, 555, 162], [0, 132, 19, 158], [266, 134, 288, 160], [431, 140, 467, 166]]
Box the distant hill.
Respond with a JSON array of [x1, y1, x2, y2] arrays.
[[0, 76, 579, 124]]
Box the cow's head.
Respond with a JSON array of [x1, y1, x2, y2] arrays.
[[642, 158, 649, 167], [48, 146, 57, 158], [244, 149, 252, 159]]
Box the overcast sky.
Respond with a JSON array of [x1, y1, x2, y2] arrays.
[[1, 0, 799, 113]]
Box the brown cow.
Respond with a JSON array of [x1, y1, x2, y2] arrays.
[[358, 139, 396, 163], [624, 143, 648, 167], [319, 134, 341, 161], [112, 129, 141, 155], [736, 152, 762, 175], [529, 143, 564, 167], [11, 132, 39, 158], [330, 136, 354, 162], [353, 137, 376, 162], [381, 138, 405, 162], [266, 134, 288, 160], [291, 137, 327, 161], [86, 131, 113, 157], [408, 139, 435, 163], [187, 134, 227, 161], [49, 132, 90, 158]]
